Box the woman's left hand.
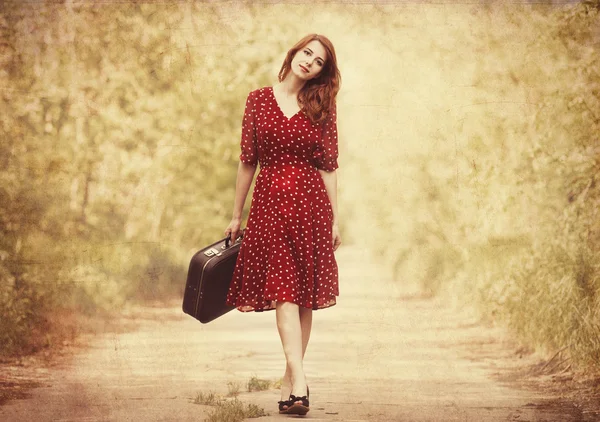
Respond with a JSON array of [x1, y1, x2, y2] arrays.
[[332, 223, 342, 252]]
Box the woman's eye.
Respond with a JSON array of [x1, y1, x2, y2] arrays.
[[304, 50, 310, 55], [317, 61, 323, 66]]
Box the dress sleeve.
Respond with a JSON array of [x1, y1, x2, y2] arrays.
[[313, 104, 339, 172], [239, 91, 258, 166]]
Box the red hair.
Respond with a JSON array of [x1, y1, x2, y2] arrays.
[[278, 34, 341, 124]]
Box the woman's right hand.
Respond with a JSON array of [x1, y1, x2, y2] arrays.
[[225, 218, 242, 244]]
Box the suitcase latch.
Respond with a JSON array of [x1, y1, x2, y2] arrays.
[[204, 248, 221, 257]]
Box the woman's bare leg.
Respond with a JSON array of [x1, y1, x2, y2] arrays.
[[280, 305, 313, 403], [276, 302, 312, 406]]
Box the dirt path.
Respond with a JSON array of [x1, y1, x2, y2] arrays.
[[0, 246, 589, 421]]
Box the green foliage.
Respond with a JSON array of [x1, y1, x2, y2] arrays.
[[0, 2, 272, 355], [462, 3, 600, 369], [344, 2, 600, 370], [0, 1, 358, 356]]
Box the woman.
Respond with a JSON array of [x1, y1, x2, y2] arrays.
[[224, 33, 341, 416]]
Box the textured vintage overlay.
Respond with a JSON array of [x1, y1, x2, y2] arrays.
[[1, 1, 598, 421]]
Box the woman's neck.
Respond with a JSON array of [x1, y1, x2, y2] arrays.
[[276, 74, 305, 97]]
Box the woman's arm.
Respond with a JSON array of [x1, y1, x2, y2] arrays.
[[225, 161, 257, 242], [318, 169, 342, 251]]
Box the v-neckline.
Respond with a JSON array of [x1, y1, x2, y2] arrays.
[[270, 86, 302, 120]]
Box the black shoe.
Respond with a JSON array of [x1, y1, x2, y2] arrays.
[[278, 398, 293, 414], [286, 386, 310, 416]]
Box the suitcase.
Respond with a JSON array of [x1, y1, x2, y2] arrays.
[[182, 231, 244, 323]]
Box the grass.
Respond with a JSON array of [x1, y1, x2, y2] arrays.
[[205, 398, 268, 422], [193, 377, 271, 422], [271, 377, 283, 389], [246, 375, 271, 392], [193, 390, 222, 406], [227, 381, 241, 397]]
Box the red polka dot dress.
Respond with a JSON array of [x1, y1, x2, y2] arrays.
[[225, 86, 339, 312]]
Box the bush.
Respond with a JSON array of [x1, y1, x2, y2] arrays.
[[344, 1, 600, 370]]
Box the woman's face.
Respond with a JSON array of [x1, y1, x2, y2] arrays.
[[290, 40, 328, 81]]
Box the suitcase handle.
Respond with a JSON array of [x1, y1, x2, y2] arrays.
[[225, 229, 245, 248]]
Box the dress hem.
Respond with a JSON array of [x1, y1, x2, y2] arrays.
[[226, 296, 338, 313]]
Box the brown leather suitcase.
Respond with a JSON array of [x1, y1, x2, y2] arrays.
[[182, 232, 243, 323]]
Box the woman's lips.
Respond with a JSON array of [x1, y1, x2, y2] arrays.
[[299, 64, 309, 73]]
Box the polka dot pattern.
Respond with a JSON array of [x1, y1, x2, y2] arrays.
[[225, 86, 339, 312]]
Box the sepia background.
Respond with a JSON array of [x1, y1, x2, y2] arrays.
[[1, 0, 598, 376]]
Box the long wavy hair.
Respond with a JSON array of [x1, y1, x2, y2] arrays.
[[278, 34, 341, 124]]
